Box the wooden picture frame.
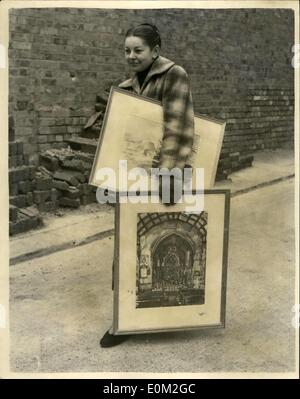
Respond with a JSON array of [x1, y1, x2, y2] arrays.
[[113, 190, 230, 335], [89, 87, 226, 190]]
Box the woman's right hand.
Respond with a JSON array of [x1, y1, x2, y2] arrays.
[[158, 174, 182, 206]]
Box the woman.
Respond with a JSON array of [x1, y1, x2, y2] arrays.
[[100, 23, 195, 347]]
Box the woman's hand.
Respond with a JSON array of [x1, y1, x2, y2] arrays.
[[159, 174, 182, 206]]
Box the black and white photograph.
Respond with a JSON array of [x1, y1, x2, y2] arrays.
[[0, 0, 298, 379]]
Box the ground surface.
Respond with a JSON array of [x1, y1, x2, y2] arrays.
[[9, 178, 296, 374]]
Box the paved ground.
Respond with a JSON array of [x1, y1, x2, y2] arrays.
[[7, 149, 297, 376], [215, 148, 295, 194]]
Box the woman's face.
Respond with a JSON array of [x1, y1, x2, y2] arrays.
[[125, 36, 159, 73]]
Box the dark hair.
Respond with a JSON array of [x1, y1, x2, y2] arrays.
[[125, 23, 161, 49]]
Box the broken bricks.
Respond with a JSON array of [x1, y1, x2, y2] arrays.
[[65, 186, 80, 199], [59, 197, 80, 208], [35, 176, 53, 191], [62, 158, 93, 172], [53, 171, 80, 187], [9, 212, 42, 236], [40, 153, 59, 171], [52, 179, 70, 191], [38, 200, 60, 212], [18, 206, 40, 218]]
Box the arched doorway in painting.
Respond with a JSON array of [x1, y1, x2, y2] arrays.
[[152, 234, 194, 292]]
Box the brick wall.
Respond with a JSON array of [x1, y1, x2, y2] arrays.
[[9, 8, 294, 173]]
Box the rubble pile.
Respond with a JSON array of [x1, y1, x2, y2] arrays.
[[9, 93, 108, 235], [38, 147, 97, 208], [36, 93, 110, 209]]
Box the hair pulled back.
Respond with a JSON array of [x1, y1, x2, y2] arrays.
[[125, 23, 161, 49]]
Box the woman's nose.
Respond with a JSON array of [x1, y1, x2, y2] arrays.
[[129, 51, 136, 59]]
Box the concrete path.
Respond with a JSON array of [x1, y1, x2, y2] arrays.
[[9, 204, 115, 264], [8, 149, 297, 375], [215, 148, 295, 194]]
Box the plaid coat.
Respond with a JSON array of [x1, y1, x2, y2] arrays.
[[119, 56, 195, 170]]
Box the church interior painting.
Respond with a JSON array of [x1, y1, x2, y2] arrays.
[[136, 211, 208, 308]]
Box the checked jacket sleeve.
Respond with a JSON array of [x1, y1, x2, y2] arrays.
[[159, 65, 195, 171]]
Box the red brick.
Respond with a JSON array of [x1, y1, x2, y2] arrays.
[[26, 192, 34, 206], [9, 156, 18, 169], [78, 183, 93, 195], [51, 188, 58, 201], [40, 154, 59, 171], [18, 206, 39, 218], [62, 159, 85, 172], [17, 141, 24, 154], [35, 176, 53, 190], [29, 166, 37, 179], [9, 131, 16, 142], [65, 186, 80, 199], [53, 179, 70, 191], [33, 190, 51, 204], [80, 193, 96, 205], [59, 197, 80, 208], [17, 155, 24, 167], [9, 195, 27, 208], [9, 205, 18, 222], [53, 171, 80, 187], [38, 200, 59, 212], [18, 180, 31, 194], [9, 142, 18, 156], [9, 213, 42, 236], [9, 182, 19, 196]]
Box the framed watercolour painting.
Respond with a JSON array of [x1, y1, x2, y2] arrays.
[[112, 190, 230, 335], [89, 87, 226, 190]]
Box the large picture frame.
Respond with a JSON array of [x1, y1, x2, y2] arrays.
[[113, 190, 230, 335], [89, 87, 226, 190]]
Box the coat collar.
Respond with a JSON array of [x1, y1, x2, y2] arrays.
[[119, 56, 175, 93]]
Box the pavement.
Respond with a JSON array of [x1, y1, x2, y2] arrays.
[[7, 148, 298, 376]]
